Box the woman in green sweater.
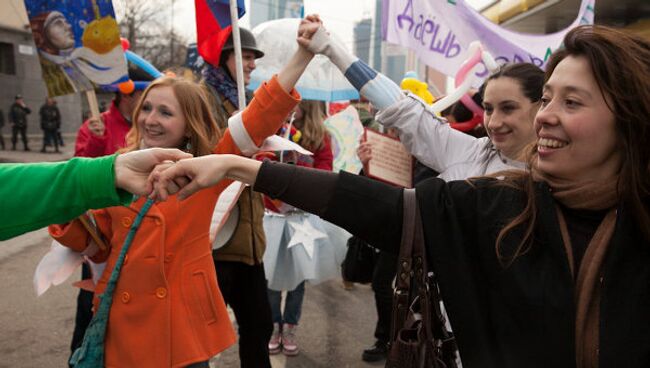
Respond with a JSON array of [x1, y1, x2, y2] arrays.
[[0, 147, 189, 240]]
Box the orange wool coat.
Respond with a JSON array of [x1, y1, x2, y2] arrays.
[[49, 76, 300, 368]]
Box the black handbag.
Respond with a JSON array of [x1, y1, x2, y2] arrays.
[[385, 189, 458, 368], [341, 235, 379, 284]]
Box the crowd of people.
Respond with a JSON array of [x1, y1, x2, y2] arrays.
[[1, 12, 649, 368]]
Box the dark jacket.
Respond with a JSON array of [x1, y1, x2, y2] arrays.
[[9, 103, 31, 128], [204, 81, 266, 265], [39, 104, 61, 131], [253, 163, 650, 368]]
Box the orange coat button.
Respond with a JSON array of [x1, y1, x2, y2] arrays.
[[155, 218, 162, 226], [121, 217, 132, 228], [155, 287, 167, 299], [164, 253, 173, 263], [121, 292, 131, 303]]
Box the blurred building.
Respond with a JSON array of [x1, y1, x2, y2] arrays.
[[353, 18, 372, 64], [0, 0, 82, 135], [250, 0, 304, 29], [482, 0, 650, 36]]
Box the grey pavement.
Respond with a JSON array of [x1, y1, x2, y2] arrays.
[[0, 133, 76, 163], [0, 135, 385, 367]]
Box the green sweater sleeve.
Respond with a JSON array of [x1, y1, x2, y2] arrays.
[[0, 154, 132, 240]]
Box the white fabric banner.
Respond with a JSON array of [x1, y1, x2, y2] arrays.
[[382, 0, 595, 78]]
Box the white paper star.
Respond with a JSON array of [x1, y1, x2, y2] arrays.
[[287, 216, 328, 259]]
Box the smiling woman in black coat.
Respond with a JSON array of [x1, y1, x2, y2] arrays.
[[152, 25, 650, 368]]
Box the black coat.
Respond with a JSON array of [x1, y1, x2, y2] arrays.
[[9, 103, 30, 128], [256, 164, 650, 368], [39, 104, 61, 131]]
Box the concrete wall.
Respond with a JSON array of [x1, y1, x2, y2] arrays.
[[0, 27, 83, 135]]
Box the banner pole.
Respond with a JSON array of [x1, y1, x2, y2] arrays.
[[85, 89, 101, 119], [229, 0, 246, 109]]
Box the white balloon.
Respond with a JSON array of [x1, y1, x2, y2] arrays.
[[430, 63, 482, 113]]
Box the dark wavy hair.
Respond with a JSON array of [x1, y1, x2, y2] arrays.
[[491, 25, 650, 266]]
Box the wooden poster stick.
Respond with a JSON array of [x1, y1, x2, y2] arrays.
[[78, 215, 108, 251]]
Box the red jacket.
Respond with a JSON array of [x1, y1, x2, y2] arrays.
[[50, 76, 300, 367], [303, 134, 333, 171], [75, 101, 131, 157]]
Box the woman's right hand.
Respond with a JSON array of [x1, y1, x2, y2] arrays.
[[88, 116, 105, 137]]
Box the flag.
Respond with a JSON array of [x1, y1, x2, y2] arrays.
[[195, 0, 246, 66]]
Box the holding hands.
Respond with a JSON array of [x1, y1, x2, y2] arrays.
[[148, 154, 262, 201], [114, 148, 192, 196]]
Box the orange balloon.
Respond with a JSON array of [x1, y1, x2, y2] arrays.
[[118, 80, 135, 94]]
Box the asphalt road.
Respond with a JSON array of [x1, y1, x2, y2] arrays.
[[0, 229, 384, 368]]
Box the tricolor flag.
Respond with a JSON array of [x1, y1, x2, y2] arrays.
[[195, 0, 246, 66]]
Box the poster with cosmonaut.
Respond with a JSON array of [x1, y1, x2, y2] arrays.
[[24, 0, 128, 97]]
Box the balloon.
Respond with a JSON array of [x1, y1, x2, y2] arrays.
[[430, 62, 482, 113], [118, 80, 135, 94], [403, 70, 418, 79], [125, 50, 163, 79], [450, 113, 483, 132], [120, 38, 130, 51], [400, 77, 434, 105], [431, 41, 500, 116], [454, 42, 484, 115], [482, 50, 498, 73]]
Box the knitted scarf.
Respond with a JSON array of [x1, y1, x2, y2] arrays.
[[532, 163, 619, 368], [203, 64, 240, 109]]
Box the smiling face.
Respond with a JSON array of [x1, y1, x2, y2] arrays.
[[226, 50, 257, 86], [137, 86, 188, 149], [535, 55, 621, 182], [483, 77, 539, 160]]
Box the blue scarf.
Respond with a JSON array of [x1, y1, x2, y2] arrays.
[[203, 64, 240, 109]]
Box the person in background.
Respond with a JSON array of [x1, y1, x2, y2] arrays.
[[9, 94, 31, 151], [265, 100, 334, 357], [75, 68, 154, 158], [303, 17, 543, 180], [40, 97, 61, 153], [303, 17, 544, 364], [202, 28, 275, 368]]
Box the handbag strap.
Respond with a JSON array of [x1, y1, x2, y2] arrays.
[[394, 189, 459, 367], [390, 189, 419, 343], [396, 189, 418, 291]]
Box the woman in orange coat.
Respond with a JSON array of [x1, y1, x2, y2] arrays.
[[48, 26, 318, 367]]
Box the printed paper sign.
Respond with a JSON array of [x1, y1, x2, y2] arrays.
[[25, 0, 129, 97], [382, 0, 595, 79], [364, 128, 413, 188]]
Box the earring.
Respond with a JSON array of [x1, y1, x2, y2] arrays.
[[185, 139, 192, 151]]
